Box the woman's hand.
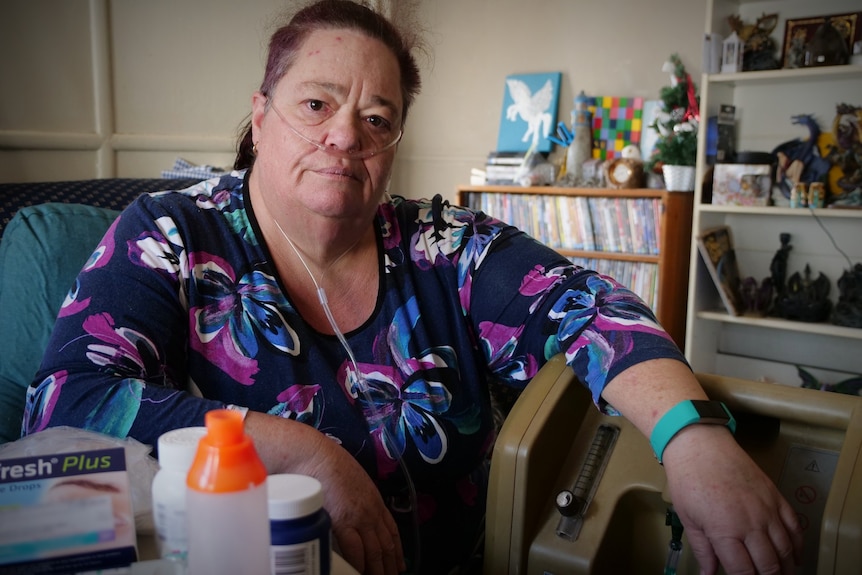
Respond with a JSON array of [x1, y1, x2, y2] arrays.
[[244, 412, 406, 575], [304, 441, 405, 575], [662, 424, 804, 574], [600, 359, 804, 574]]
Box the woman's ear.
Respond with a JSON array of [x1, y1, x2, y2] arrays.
[[251, 91, 268, 143]]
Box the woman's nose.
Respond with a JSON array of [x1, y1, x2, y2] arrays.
[[321, 111, 363, 154]]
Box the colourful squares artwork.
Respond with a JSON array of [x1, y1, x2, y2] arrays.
[[590, 96, 645, 160]]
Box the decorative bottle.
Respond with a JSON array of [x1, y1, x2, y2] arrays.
[[186, 409, 271, 575]]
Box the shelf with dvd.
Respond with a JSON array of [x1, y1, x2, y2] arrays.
[[456, 185, 693, 347]]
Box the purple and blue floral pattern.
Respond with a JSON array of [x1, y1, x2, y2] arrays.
[[24, 171, 684, 574]]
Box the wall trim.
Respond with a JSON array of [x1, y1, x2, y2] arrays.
[[90, 0, 113, 176], [111, 134, 235, 152], [0, 131, 235, 153], [0, 131, 104, 150]]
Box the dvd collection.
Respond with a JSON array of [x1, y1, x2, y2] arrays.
[[464, 191, 662, 310]]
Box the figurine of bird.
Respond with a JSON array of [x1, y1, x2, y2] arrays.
[[506, 78, 554, 148]]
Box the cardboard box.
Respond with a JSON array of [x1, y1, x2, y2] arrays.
[[712, 163, 772, 206], [0, 447, 137, 574]]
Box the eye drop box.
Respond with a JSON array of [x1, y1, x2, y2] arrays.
[[0, 447, 137, 574]]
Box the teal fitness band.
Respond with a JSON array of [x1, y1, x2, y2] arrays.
[[650, 400, 736, 464]]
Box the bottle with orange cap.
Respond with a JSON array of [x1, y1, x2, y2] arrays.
[[186, 409, 271, 574]]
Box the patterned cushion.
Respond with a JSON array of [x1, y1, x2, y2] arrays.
[[0, 178, 202, 240], [0, 177, 202, 443], [0, 204, 124, 442]]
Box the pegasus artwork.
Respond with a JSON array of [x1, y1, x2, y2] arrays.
[[505, 78, 554, 148]]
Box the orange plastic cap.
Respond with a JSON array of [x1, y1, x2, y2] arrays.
[[186, 409, 268, 493]]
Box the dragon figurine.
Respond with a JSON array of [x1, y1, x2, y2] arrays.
[[772, 114, 832, 200]]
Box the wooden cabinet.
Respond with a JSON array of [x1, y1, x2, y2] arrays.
[[457, 185, 693, 347], [684, 0, 862, 385]]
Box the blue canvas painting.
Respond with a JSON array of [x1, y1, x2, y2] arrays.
[[497, 72, 561, 154]]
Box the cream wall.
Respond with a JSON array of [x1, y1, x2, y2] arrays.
[[0, 0, 706, 203]]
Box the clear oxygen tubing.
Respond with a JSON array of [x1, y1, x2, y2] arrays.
[[273, 215, 422, 570], [266, 96, 403, 160]]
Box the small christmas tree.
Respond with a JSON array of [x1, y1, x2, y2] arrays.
[[646, 54, 700, 171]]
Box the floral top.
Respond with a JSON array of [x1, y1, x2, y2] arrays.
[[23, 171, 684, 573]]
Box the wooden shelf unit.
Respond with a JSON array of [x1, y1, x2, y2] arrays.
[[457, 185, 693, 347]]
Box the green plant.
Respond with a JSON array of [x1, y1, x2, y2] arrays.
[[646, 54, 700, 171], [651, 127, 698, 168]]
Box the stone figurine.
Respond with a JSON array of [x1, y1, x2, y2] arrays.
[[832, 263, 862, 328]]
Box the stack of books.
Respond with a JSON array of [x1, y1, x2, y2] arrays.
[[484, 151, 527, 185]]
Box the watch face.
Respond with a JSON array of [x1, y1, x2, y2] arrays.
[[691, 400, 731, 424]]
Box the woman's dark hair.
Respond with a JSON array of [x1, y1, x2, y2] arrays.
[[234, 0, 422, 170]]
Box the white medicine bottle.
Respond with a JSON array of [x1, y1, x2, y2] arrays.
[[152, 426, 207, 562]]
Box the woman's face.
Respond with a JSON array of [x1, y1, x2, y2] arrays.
[[251, 28, 403, 223]]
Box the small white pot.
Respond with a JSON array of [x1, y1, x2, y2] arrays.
[[662, 165, 696, 192]]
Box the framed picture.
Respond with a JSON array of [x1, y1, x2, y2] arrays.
[[782, 12, 861, 68], [496, 72, 561, 154], [638, 99, 662, 165], [590, 96, 644, 161], [696, 226, 744, 316]]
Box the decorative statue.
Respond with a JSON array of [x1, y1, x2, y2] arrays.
[[775, 264, 831, 322], [769, 233, 792, 303], [772, 115, 832, 201], [832, 263, 862, 328], [567, 91, 593, 185], [770, 233, 831, 322], [824, 103, 862, 207], [740, 276, 772, 316], [807, 21, 850, 66], [728, 13, 780, 71]]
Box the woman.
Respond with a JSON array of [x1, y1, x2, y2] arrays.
[[24, 1, 802, 574]]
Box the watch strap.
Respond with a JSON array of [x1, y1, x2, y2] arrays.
[[650, 400, 736, 464]]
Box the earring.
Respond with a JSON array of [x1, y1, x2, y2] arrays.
[[252, 142, 259, 156]]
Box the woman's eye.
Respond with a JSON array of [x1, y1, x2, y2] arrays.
[[366, 115, 392, 132], [306, 100, 325, 112]]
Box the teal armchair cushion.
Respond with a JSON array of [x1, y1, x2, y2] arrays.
[[0, 203, 120, 443]]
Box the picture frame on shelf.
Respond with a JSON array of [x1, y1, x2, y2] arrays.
[[497, 72, 561, 154], [712, 163, 772, 206], [781, 11, 861, 69], [639, 99, 662, 165], [696, 226, 744, 316], [589, 96, 645, 161]]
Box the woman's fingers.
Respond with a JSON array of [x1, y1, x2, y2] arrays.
[[335, 521, 401, 575], [335, 527, 366, 574]]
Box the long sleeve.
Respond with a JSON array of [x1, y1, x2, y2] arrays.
[[405, 195, 687, 412], [23, 180, 241, 447]]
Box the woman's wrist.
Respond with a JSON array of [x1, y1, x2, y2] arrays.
[[659, 422, 739, 469], [650, 399, 736, 463]]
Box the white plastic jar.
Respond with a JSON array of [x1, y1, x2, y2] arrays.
[[151, 426, 207, 562]]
